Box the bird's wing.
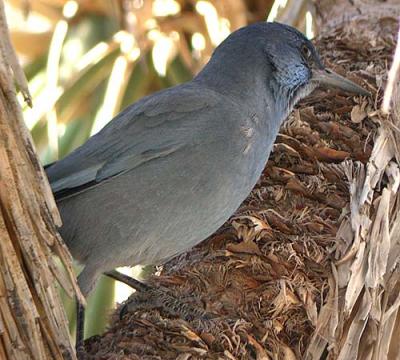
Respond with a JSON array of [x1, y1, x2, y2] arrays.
[[46, 84, 223, 199]]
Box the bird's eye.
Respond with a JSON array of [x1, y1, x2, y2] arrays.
[[302, 45, 311, 60]]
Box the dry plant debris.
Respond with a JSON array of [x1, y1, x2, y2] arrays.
[[84, 15, 400, 360]]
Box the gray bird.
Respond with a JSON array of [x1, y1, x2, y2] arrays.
[[45, 22, 367, 345]]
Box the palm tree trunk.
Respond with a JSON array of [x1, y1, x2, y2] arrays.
[[0, 1, 82, 359]]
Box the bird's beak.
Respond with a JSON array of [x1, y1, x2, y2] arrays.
[[312, 68, 370, 96]]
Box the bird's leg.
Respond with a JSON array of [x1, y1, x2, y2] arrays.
[[104, 269, 216, 322], [75, 299, 85, 356], [104, 269, 150, 292]]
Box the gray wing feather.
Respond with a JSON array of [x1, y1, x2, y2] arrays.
[[95, 143, 183, 182], [46, 84, 221, 196], [50, 165, 102, 193]]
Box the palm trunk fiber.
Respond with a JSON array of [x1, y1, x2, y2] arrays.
[[0, 1, 83, 359], [84, 1, 400, 359]]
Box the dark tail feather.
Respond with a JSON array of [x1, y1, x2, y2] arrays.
[[43, 162, 55, 170]]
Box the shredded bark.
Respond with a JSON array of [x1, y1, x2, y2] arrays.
[[0, 1, 82, 358]]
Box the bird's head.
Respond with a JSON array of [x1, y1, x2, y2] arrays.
[[260, 22, 368, 111], [197, 22, 368, 115]]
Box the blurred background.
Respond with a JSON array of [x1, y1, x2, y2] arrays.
[[6, 0, 316, 340]]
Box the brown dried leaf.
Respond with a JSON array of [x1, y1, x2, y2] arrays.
[[180, 325, 206, 347], [281, 344, 297, 360], [313, 146, 350, 162], [226, 240, 262, 256], [351, 102, 368, 123], [247, 335, 270, 360]]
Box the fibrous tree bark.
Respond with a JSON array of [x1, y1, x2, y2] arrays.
[[0, 0, 83, 359], [54, 1, 400, 359]]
